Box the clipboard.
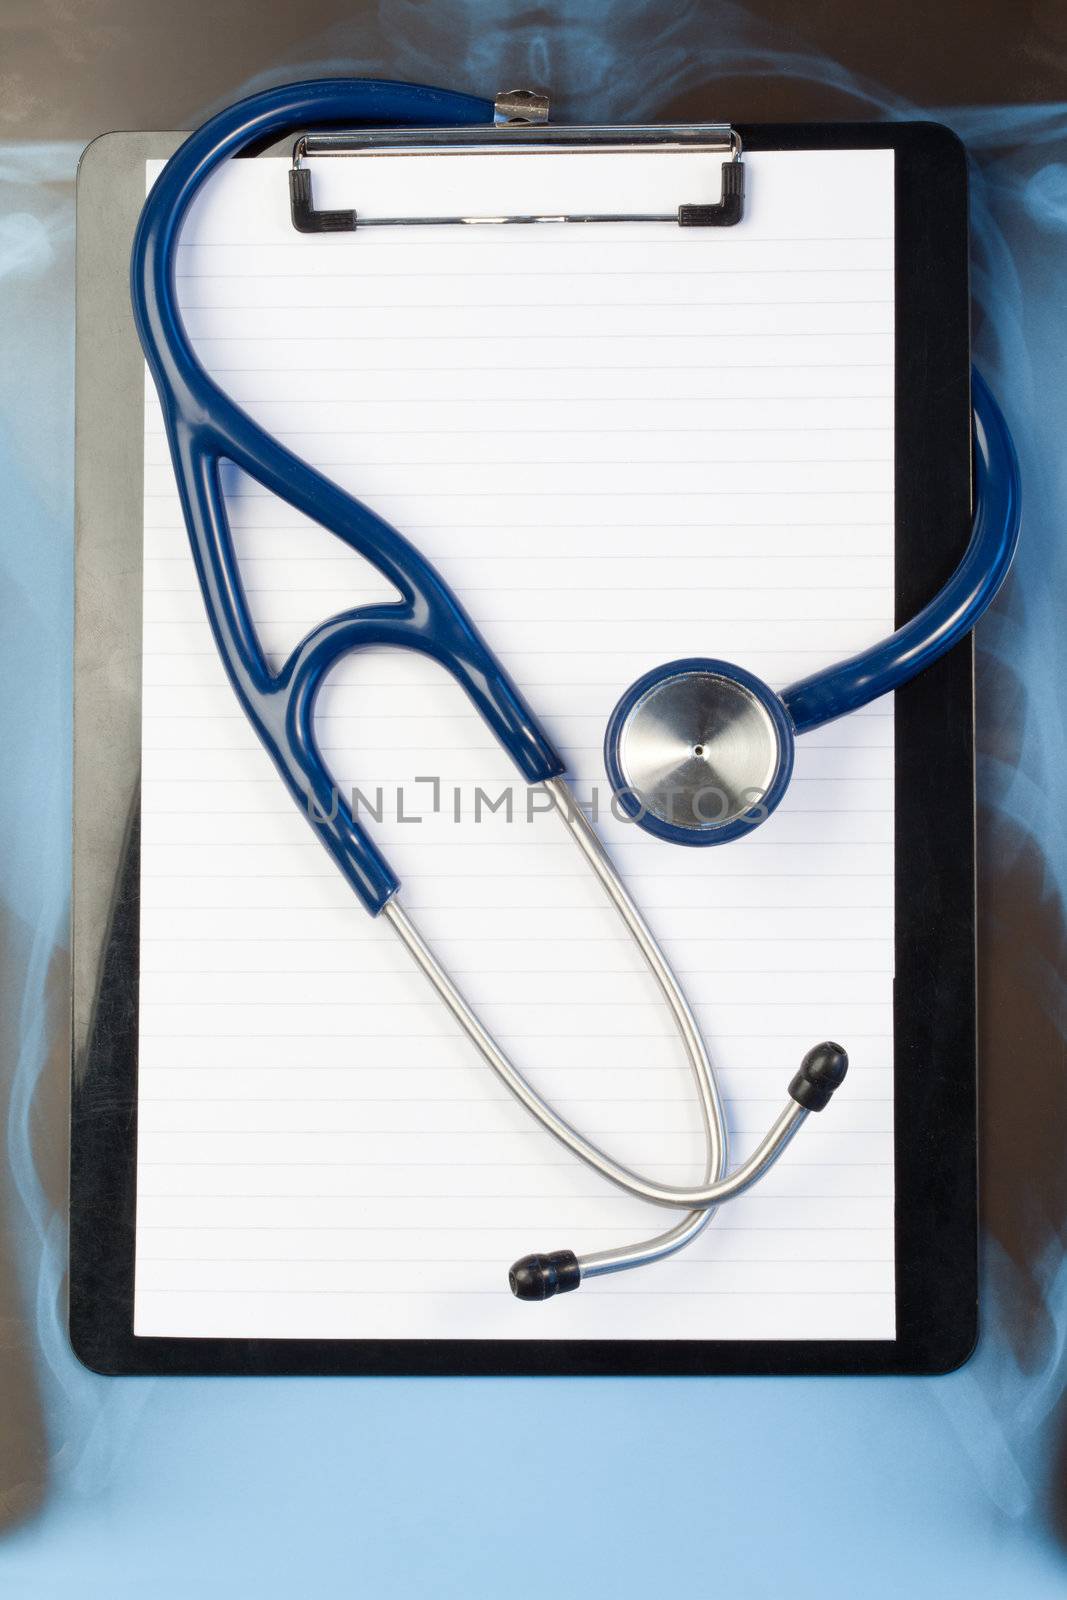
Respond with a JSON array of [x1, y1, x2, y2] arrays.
[[71, 113, 977, 1376]]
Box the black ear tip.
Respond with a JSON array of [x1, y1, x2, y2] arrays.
[[789, 1041, 849, 1111], [804, 1040, 849, 1087], [508, 1250, 581, 1301], [508, 1259, 539, 1300]]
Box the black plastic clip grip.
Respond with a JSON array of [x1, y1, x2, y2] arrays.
[[289, 167, 357, 234], [678, 159, 745, 228]]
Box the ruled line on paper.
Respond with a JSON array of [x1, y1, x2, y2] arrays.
[[136, 146, 896, 1344]]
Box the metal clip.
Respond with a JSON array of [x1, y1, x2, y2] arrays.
[[494, 88, 550, 125], [287, 119, 744, 232]]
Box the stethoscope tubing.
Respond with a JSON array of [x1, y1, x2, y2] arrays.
[[782, 368, 1020, 732], [132, 79, 565, 920]]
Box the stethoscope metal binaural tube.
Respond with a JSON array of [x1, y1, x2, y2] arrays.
[[383, 781, 822, 1292], [131, 77, 1021, 1304], [382, 793, 737, 1290], [383, 781, 832, 1299]]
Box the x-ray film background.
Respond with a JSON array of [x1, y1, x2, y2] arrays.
[[1, 1, 1067, 1594]]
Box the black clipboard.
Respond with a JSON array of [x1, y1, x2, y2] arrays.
[[71, 117, 976, 1376]]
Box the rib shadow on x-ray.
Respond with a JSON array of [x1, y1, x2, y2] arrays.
[[0, 144, 78, 1533], [0, 904, 67, 1532]]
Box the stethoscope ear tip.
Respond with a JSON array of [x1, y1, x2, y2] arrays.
[[788, 1041, 849, 1112], [509, 1250, 581, 1301]]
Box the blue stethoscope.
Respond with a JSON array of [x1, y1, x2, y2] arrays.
[[132, 80, 1021, 1302]]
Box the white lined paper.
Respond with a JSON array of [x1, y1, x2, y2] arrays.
[[136, 146, 896, 1340]]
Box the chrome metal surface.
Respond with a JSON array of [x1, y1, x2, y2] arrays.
[[294, 124, 738, 159], [291, 123, 741, 231], [381, 775, 811, 1286], [543, 777, 724, 1278], [494, 87, 550, 124], [617, 670, 782, 830], [310, 210, 707, 228]]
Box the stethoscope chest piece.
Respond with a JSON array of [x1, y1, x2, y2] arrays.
[[604, 657, 796, 844]]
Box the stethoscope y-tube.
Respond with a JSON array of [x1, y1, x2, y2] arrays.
[[132, 79, 1021, 1301]]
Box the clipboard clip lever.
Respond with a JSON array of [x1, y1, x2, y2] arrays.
[[288, 91, 745, 232]]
